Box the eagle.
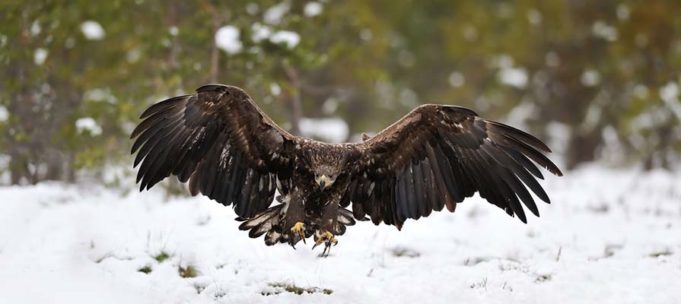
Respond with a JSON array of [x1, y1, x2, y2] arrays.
[[131, 84, 562, 255]]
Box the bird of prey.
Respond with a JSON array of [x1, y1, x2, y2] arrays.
[[131, 84, 562, 255]]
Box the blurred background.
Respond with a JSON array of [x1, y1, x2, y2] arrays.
[[1, 0, 680, 187]]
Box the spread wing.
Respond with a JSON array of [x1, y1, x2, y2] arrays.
[[130, 84, 297, 218], [344, 104, 562, 228]]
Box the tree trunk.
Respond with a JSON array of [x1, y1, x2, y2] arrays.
[[209, 11, 221, 83], [284, 64, 302, 135], [565, 131, 601, 170]]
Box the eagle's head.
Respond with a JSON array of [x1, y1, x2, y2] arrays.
[[313, 164, 341, 191]]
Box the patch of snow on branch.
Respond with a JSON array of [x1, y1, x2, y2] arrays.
[[498, 67, 528, 88], [592, 21, 618, 42], [264, 2, 290, 25], [75, 117, 102, 136], [269, 30, 300, 48], [81, 21, 106, 40], [660, 82, 681, 121], [0, 105, 8, 122], [448, 71, 465, 88], [617, 4, 630, 20], [251, 23, 272, 42], [34, 48, 48, 65], [581, 69, 601, 87], [215, 26, 242, 54], [526, 9, 542, 25], [85, 88, 117, 104], [300, 117, 348, 143], [659, 82, 679, 102], [269, 83, 282, 96], [304, 2, 323, 17]]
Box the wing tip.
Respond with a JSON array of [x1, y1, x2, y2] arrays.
[[545, 164, 564, 177], [196, 84, 229, 93]]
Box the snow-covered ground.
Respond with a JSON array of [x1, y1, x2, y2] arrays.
[[1, 165, 679, 304]]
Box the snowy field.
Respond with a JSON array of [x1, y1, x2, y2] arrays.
[[1, 165, 679, 304]]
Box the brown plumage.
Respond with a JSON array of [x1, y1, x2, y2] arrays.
[[131, 84, 562, 255]]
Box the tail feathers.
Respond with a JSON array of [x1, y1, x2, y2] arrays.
[[332, 208, 357, 235], [237, 203, 299, 246], [238, 204, 284, 240], [238, 206, 359, 246]]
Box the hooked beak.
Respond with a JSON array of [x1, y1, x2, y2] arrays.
[[317, 175, 332, 191]]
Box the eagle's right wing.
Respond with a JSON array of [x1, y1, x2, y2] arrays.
[[345, 104, 562, 228], [131, 84, 297, 218]]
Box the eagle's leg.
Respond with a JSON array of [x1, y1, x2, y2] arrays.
[[282, 189, 307, 247], [313, 193, 341, 256]]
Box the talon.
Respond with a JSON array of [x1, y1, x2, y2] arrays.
[[314, 231, 337, 257], [322, 243, 331, 257], [290, 222, 306, 244], [314, 231, 335, 245]]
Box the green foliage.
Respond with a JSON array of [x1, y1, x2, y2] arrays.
[[153, 251, 171, 263], [137, 265, 152, 274], [1, 0, 680, 184], [178, 264, 198, 278], [262, 282, 333, 296]]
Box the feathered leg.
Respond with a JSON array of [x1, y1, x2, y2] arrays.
[[313, 192, 342, 257], [282, 188, 307, 247]]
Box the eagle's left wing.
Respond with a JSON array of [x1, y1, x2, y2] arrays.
[[344, 104, 562, 228], [131, 84, 298, 218]]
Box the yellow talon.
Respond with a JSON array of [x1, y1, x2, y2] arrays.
[[291, 222, 306, 243], [291, 222, 305, 233], [315, 231, 337, 246], [313, 231, 338, 257]]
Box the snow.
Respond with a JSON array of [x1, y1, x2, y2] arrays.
[[84, 88, 118, 104], [592, 21, 618, 42], [269, 31, 300, 48], [264, 2, 290, 25], [659, 82, 681, 121], [494, 55, 528, 88], [251, 23, 272, 42], [0, 105, 8, 122], [34, 48, 48, 65], [304, 2, 323, 17], [269, 83, 282, 96], [659, 82, 678, 102], [526, 9, 542, 25], [80, 21, 106, 40], [299, 117, 349, 143], [250, 24, 299, 48], [499, 67, 528, 88], [1, 166, 680, 303], [215, 26, 242, 55], [448, 71, 465, 88], [75, 117, 102, 136], [617, 4, 631, 21], [580, 69, 601, 87], [31, 21, 41, 36]]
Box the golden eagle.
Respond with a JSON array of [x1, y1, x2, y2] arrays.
[[131, 84, 562, 255]]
